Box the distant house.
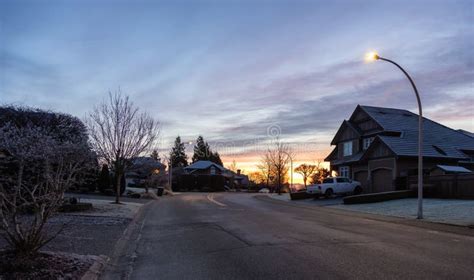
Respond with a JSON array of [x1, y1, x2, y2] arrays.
[[178, 160, 248, 191], [325, 105, 474, 193], [125, 157, 166, 189], [231, 169, 250, 189]]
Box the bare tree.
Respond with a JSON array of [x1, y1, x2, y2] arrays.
[[257, 153, 273, 189], [0, 122, 88, 256], [227, 160, 238, 172], [261, 140, 292, 194], [295, 164, 318, 188], [86, 91, 160, 203]]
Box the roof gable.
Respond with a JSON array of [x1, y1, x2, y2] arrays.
[[324, 147, 338, 162], [330, 120, 361, 145], [361, 136, 396, 160]]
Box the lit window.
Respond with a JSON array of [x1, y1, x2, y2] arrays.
[[339, 166, 350, 178], [363, 137, 374, 150], [343, 141, 352, 156]]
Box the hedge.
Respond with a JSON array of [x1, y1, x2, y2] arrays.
[[343, 190, 416, 205]]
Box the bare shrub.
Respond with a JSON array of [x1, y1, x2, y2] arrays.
[[0, 122, 89, 256]]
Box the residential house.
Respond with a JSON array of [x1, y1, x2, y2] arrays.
[[125, 157, 166, 189], [178, 160, 249, 191], [325, 105, 474, 193]]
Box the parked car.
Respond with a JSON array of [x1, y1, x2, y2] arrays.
[[306, 177, 362, 198], [258, 188, 270, 193]]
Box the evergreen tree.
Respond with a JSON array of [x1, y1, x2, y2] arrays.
[[98, 164, 111, 193], [150, 150, 160, 161], [210, 151, 223, 166], [170, 136, 188, 167], [192, 135, 211, 163], [191, 136, 223, 166]]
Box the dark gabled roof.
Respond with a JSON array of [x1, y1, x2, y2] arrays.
[[184, 160, 225, 171], [324, 147, 338, 162], [360, 105, 474, 159], [358, 105, 417, 132], [458, 129, 474, 138]]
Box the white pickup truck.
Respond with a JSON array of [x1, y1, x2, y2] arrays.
[[306, 177, 362, 197]]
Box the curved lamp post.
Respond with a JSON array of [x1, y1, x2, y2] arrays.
[[366, 52, 423, 219], [281, 151, 294, 194]]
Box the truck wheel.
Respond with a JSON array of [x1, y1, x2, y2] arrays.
[[325, 189, 333, 198], [354, 186, 363, 195]]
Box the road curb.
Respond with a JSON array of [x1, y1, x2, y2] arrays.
[[100, 199, 156, 279], [255, 195, 474, 236], [81, 255, 109, 280]]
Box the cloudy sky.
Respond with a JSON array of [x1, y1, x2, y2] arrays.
[[1, 0, 473, 178]]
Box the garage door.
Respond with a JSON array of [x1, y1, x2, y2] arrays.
[[354, 171, 368, 192], [371, 169, 393, 193]]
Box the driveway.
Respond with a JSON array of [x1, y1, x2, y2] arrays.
[[103, 192, 474, 280]]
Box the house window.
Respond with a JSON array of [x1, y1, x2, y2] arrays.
[[339, 166, 350, 178], [343, 141, 352, 156], [363, 137, 374, 150], [210, 166, 216, 175]]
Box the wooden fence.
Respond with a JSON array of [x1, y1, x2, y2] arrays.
[[408, 173, 474, 199]]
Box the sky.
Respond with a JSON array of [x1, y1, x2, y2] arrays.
[[1, 0, 473, 182]]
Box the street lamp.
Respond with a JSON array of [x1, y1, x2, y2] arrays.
[[281, 151, 294, 194], [366, 51, 424, 219]]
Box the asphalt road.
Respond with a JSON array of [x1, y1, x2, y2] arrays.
[[111, 193, 474, 280]]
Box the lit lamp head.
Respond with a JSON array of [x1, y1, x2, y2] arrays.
[[365, 51, 380, 62]]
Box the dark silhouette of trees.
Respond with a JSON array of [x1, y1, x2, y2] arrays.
[[210, 151, 223, 166], [98, 164, 111, 193], [170, 136, 188, 167], [295, 164, 318, 188], [150, 150, 160, 161], [310, 161, 331, 184], [191, 136, 222, 165]]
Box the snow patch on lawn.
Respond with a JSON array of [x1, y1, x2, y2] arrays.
[[330, 198, 474, 226], [69, 199, 143, 219]]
